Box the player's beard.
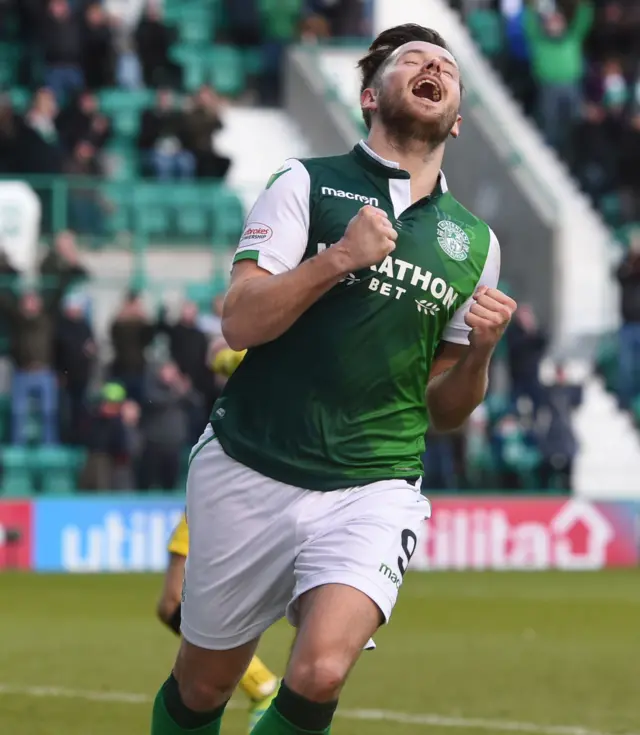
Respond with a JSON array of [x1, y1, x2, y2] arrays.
[[377, 85, 459, 151]]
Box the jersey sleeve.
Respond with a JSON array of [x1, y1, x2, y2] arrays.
[[441, 227, 501, 345], [232, 159, 310, 275]]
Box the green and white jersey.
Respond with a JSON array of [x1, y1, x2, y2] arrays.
[[211, 141, 500, 491]]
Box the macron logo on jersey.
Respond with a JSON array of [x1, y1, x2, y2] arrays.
[[321, 187, 379, 207]]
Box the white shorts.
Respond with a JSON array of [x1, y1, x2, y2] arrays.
[[181, 426, 431, 651]]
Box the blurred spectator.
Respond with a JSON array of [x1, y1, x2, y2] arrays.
[[82, 2, 115, 89], [306, 0, 371, 37], [134, 3, 180, 88], [615, 235, 640, 409], [500, 0, 537, 116], [103, 0, 146, 89], [0, 243, 87, 445], [40, 0, 85, 105], [139, 361, 201, 491], [55, 291, 96, 444], [137, 89, 195, 181], [523, 0, 594, 156], [300, 14, 332, 43], [157, 300, 211, 436], [490, 412, 540, 490], [422, 429, 458, 491], [40, 230, 88, 304], [618, 90, 640, 221], [21, 88, 64, 174], [63, 140, 108, 234], [574, 62, 625, 200], [0, 95, 22, 174], [57, 90, 112, 153], [537, 365, 582, 491], [103, 0, 146, 34], [506, 304, 548, 414], [223, 0, 262, 47], [198, 292, 225, 337], [588, 0, 638, 63], [79, 383, 139, 490], [182, 87, 231, 179], [109, 291, 155, 403]]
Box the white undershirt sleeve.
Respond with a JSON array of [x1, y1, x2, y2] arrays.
[[441, 227, 502, 345], [233, 159, 310, 275]]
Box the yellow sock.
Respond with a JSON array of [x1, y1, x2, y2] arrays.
[[239, 656, 278, 702]]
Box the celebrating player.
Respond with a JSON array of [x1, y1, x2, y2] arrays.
[[158, 513, 279, 733], [150, 23, 516, 735]]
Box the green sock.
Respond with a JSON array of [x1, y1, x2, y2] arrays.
[[250, 703, 331, 735], [151, 675, 225, 734]]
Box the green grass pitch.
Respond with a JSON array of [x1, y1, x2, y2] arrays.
[[0, 570, 639, 735]]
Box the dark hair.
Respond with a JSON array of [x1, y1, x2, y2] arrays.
[[358, 24, 454, 129]]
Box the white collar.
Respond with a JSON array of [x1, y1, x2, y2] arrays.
[[357, 140, 449, 193]]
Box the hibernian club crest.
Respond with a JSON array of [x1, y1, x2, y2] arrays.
[[437, 220, 470, 262]]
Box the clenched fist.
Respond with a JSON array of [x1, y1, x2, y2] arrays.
[[465, 286, 517, 352], [336, 205, 397, 272]]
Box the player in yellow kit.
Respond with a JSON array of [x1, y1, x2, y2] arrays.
[[158, 514, 279, 732], [156, 334, 278, 733]]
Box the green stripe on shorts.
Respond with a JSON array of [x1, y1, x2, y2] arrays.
[[188, 431, 216, 467]]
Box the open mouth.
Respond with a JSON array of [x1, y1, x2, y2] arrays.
[[412, 78, 442, 103]]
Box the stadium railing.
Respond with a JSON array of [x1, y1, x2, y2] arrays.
[[0, 176, 246, 249]]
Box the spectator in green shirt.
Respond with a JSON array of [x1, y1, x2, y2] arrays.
[[524, 0, 594, 156]]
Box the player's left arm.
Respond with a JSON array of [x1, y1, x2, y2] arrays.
[[426, 230, 516, 432]]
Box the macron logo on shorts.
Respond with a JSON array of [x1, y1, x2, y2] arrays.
[[321, 187, 379, 207], [379, 562, 402, 589]]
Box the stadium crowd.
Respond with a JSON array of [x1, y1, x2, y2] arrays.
[[455, 0, 640, 232], [0, 0, 590, 493], [0, 231, 581, 494]]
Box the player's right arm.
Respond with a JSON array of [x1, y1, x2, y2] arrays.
[[222, 159, 397, 351]]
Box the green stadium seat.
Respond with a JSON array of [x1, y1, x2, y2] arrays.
[[0, 394, 10, 443], [164, 0, 217, 23], [9, 88, 30, 113], [632, 395, 640, 427], [0, 43, 21, 87], [101, 182, 133, 234], [171, 45, 208, 91], [599, 193, 623, 227], [34, 446, 78, 494], [99, 89, 154, 138], [211, 186, 244, 243], [2, 447, 35, 497], [173, 185, 212, 237], [614, 223, 640, 250], [244, 48, 265, 76], [595, 333, 618, 394], [179, 19, 212, 45], [172, 45, 246, 95], [208, 46, 245, 96], [133, 185, 173, 236], [100, 88, 154, 111], [105, 139, 138, 180], [186, 281, 215, 310], [259, 0, 303, 40], [465, 434, 497, 487], [466, 9, 505, 58]]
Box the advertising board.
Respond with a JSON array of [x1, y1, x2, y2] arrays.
[[411, 498, 639, 570], [0, 500, 33, 570], [34, 497, 184, 572]]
